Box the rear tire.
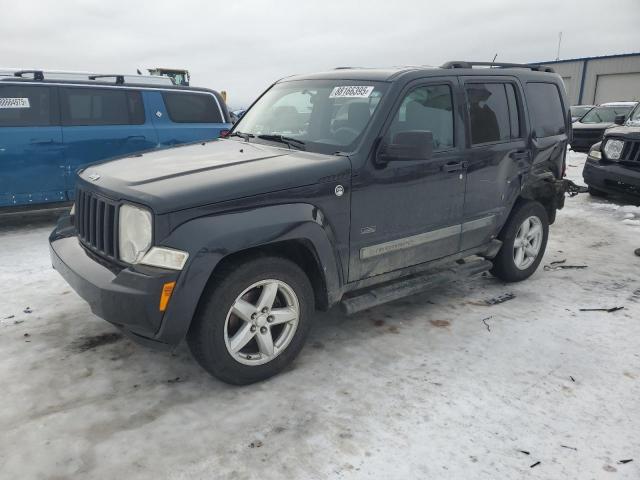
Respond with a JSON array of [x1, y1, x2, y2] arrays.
[[187, 256, 314, 385], [490, 201, 549, 282]]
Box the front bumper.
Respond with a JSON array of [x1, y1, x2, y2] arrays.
[[49, 216, 181, 348], [583, 157, 640, 197]]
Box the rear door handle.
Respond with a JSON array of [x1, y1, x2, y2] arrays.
[[442, 161, 467, 173], [510, 151, 530, 161]]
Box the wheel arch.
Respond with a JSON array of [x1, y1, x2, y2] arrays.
[[154, 204, 345, 345]]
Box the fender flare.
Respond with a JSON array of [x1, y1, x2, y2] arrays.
[[154, 203, 344, 344]]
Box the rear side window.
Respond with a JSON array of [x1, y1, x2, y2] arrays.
[[60, 87, 144, 126], [0, 85, 53, 126], [526, 82, 565, 137], [162, 92, 222, 123], [466, 83, 511, 145]]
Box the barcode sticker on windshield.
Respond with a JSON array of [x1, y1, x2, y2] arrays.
[[329, 86, 374, 98], [0, 98, 30, 109]]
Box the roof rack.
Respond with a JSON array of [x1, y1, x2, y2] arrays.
[[88, 74, 125, 84], [441, 61, 555, 73], [0, 68, 173, 86], [13, 70, 45, 80]]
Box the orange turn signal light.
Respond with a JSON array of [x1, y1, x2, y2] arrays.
[[159, 281, 176, 312]]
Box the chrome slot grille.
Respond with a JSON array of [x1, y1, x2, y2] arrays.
[[620, 141, 640, 162], [75, 188, 118, 258]]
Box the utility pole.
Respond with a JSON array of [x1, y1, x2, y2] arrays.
[[556, 32, 562, 61]]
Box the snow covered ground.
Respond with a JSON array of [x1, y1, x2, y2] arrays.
[[0, 151, 639, 479]]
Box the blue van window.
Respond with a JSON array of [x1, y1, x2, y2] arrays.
[[60, 87, 144, 126], [0, 85, 53, 126], [162, 91, 222, 123]]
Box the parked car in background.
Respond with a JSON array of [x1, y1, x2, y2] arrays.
[[583, 102, 640, 200], [50, 61, 574, 384], [570, 104, 594, 122], [571, 101, 637, 152], [0, 70, 231, 209]]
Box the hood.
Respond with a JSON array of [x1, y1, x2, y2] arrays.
[[572, 121, 612, 130], [604, 125, 640, 141], [78, 139, 351, 214]]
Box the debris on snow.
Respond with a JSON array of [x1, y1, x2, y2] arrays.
[[481, 316, 492, 332], [71, 332, 124, 352], [560, 445, 577, 451], [483, 293, 515, 305], [23, 307, 32, 314], [569, 376, 575, 382], [530, 461, 541, 468], [249, 440, 263, 448], [544, 263, 588, 271], [518, 450, 530, 455], [167, 377, 182, 384], [618, 459, 633, 464], [579, 307, 624, 313]]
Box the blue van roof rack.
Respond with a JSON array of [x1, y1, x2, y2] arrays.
[[441, 61, 555, 73], [88, 74, 125, 84], [13, 70, 45, 80]]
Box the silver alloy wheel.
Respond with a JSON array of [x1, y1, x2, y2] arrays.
[[223, 279, 300, 366], [513, 215, 543, 270]]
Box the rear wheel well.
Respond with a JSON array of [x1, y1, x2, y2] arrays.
[[205, 240, 329, 311], [519, 180, 561, 225]]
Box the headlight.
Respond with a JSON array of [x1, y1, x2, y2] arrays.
[[140, 247, 189, 270], [603, 139, 624, 160], [118, 204, 152, 263], [588, 146, 601, 160]]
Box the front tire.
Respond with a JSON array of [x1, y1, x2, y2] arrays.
[[187, 256, 314, 385], [490, 201, 549, 282]]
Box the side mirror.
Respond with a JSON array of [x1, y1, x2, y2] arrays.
[[379, 130, 433, 163], [614, 114, 626, 126]]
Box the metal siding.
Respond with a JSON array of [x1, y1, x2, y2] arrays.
[[594, 72, 640, 103], [535, 54, 640, 105]]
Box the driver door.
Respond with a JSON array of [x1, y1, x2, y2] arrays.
[[348, 78, 467, 281]]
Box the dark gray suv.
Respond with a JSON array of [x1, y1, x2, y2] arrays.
[[50, 61, 573, 384]]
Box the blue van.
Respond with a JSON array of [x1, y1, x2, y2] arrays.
[[0, 71, 231, 209]]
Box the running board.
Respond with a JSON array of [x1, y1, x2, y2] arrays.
[[340, 258, 492, 315]]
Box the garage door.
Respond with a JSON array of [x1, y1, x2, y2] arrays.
[[594, 72, 640, 103]]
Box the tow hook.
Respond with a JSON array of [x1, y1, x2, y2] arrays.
[[563, 179, 588, 197]]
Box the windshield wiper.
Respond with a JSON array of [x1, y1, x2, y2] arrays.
[[257, 134, 306, 150], [228, 131, 254, 141]]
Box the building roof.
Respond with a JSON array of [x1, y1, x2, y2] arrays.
[[535, 52, 640, 65]]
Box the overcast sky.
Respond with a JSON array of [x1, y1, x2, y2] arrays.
[[2, 0, 639, 108]]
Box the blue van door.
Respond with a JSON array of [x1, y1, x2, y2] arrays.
[[59, 86, 158, 198], [145, 90, 230, 146], [0, 84, 66, 207]]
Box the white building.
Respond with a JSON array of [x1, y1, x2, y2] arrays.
[[537, 52, 640, 105]]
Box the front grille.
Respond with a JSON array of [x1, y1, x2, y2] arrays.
[[620, 140, 640, 162], [75, 188, 118, 259]]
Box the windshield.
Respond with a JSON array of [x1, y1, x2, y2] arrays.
[[231, 80, 388, 154], [580, 105, 634, 124], [570, 106, 593, 118], [626, 104, 640, 126]]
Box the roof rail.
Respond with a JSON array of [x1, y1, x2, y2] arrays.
[[88, 74, 125, 84], [13, 70, 44, 80], [441, 61, 555, 73], [1, 68, 174, 86]]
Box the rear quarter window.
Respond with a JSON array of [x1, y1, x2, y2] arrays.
[[60, 87, 144, 126], [526, 82, 565, 137], [0, 85, 53, 127], [162, 91, 222, 123]]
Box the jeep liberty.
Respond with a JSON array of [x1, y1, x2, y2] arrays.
[[50, 62, 573, 384]]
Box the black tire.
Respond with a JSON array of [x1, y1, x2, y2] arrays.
[[588, 186, 608, 197], [187, 256, 314, 385], [490, 201, 549, 282]]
